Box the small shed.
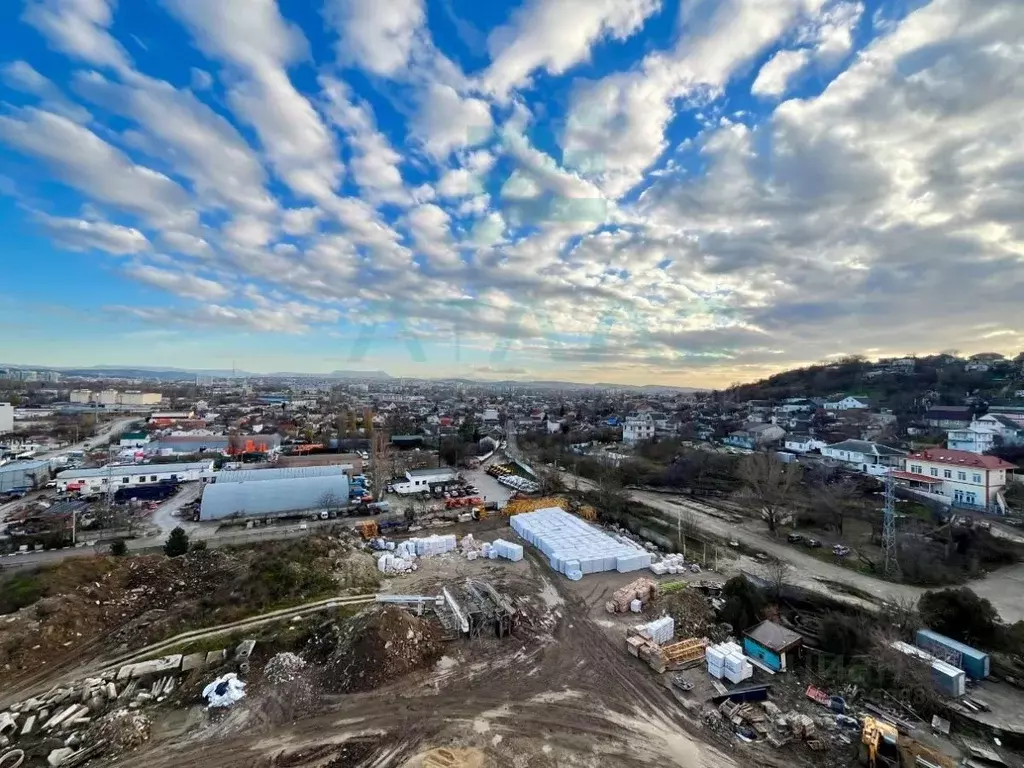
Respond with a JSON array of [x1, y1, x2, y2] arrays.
[[743, 620, 803, 672]]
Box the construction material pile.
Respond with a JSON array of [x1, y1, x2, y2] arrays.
[[376, 553, 417, 574], [323, 606, 444, 693], [490, 539, 524, 562], [651, 554, 700, 575], [707, 642, 753, 684], [605, 577, 658, 613], [635, 615, 675, 645], [657, 586, 717, 639], [413, 534, 458, 557], [511, 507, 653, 580], [264, 652, 307, 685], [85, 709, 151, 756]]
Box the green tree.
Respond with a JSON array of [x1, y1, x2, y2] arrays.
[[919, 587, 1000, 647], [163, 526, 190, 558], [109, 538, 128, 557]]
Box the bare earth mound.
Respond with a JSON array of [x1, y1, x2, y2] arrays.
[[322, 605, 445, 693]]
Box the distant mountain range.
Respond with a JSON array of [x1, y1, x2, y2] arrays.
[[1, 364, 700, 391]]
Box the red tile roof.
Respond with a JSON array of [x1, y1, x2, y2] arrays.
[[907, 448, 1016, 470], [891, 470, 943, 484]]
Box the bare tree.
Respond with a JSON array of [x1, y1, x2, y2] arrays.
[[736, 452, 801, 535], [370, 428, 391, 498], [764, 559, 793, 600], [318, 491, 343, 512], [809, 469, 860, 537]]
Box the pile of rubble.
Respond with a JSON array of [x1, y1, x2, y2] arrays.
[[264, 652, 306, 685], [321, 606, 445, 693], [701, 695, 859, 756]]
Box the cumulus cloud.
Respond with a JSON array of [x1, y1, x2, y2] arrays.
[[411, 83, 493, 159], [752, 48, 812, 97], [125, 263, 231, 300], [34, 212, 150, 255], [325, 0, 425, 77], [1, 60, 91, 123], [484, 0, 663, 97], [22, 0, 131, 71]]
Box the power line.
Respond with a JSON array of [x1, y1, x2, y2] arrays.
[[882, 468, 900, 580]]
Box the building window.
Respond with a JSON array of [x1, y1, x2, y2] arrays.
[[122, 477, 129, 484], [957, 471, 966, 481], [151, 475, 157, 482], [944, 470, 952, 479], [910, 465, 922, 474], [972, 473, 982, 484], [930, 468, 938, 477]]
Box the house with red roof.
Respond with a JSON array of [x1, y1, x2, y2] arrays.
[[896, 448, 1016, 513]]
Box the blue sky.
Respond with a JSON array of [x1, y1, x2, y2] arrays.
[[0, 0, 1021, 386]]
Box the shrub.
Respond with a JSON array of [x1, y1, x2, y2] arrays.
[[163, 526, 190, 558], [719, 576, 765, 632], [0, 573, 45, 614], [109, 539, 128, 557], [918, 588, 999, 647]]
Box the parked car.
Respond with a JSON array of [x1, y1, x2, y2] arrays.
[[804, 538, 822, 549], [787, 533, 803, 544], [832, 544, 851, 557]]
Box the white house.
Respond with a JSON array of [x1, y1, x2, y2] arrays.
[[546, 420, 564, 434], [778, 398, 816, 414], [56, 460, 214, 493], [784, 435, 827, 454], [823, 396, 872, 411], [897, 448, 1016, 511], [821, 439, 906, 473], [391, 467, 459, 495], [622, 414, 655, 444], [725, 423, 786, 450], [965, 362, 990, 372], [947, 415, 1024, 454]]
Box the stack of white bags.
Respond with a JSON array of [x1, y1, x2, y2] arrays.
[[650, 553, 686, 575], [636, 615, 675, 645], [491, 539, 524, 562], [706, 641, 753, 683], [377, 553, 416, 574]]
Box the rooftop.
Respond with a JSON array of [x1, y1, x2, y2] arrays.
[[407, 467, 457, 477], [744, 620, 803, 651], [825, 439, 906, 457], [907, 448, 1016, 471], [57, 461, 213, 479]]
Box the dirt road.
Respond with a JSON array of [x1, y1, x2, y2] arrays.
[[560, 472, 1024, 622], [120, 555, 743, 768]]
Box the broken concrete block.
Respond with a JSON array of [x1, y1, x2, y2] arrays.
[[234, 640, 256, 662], [0, 711, 17, 736], [182, 652, 206, 673], [116, 665, 136, 682], [21, 714, 37, 736], [205, 649, 226, 666], [48, 747, 76, 767], [105, 682, 117, 700]]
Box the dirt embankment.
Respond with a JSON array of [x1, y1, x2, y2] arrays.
[[0, 534, 380, 679]]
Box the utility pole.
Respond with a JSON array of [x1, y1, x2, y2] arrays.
[[882, 469, 900, 580]]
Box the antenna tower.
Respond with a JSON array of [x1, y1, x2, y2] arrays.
[[882, 469, 900, 579]]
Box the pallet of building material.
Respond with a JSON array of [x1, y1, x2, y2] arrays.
[[661, 637, 708, 670], [767, 733, 792, 748], [611, 578, 658, 613], [626, 636, 647, 658]]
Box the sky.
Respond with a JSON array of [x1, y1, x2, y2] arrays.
[[0, 0, 1022, 388]]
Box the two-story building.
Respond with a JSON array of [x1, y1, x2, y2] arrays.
[[784, 435, 827, 454], [947, 415, 1024, 454], [923, 406, 973, 430], [897, 448, 1015, 512], [623, 414, 655, 444], [821, 439, 906, 474]]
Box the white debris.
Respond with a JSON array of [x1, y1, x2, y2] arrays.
[[264, 653, 307, 685], [201, 673, 246, 708]]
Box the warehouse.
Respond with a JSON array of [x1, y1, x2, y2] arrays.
[[211, 465, 346, 484], [0, 459, 52, 493], [199, 474, 350, 521], [56, 460, 214, 493]]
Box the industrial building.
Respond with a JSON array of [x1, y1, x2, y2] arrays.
[[70, 390, 161, 406], [0, 459, 52, 493], [148, 434, 282, 456], [391, 467, 458, 494], [211, 465, 346, 483], [199, 473, 350, 520], [0, 402, 13, 434], [56, 460, 214, 493]]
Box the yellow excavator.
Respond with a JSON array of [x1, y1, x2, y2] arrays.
[[860, 717, 900, 767]]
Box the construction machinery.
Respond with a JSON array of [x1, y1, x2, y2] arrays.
[[860, 716, 899, 767]]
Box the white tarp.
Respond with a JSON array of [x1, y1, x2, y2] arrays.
[[202, 673, 246, 708]]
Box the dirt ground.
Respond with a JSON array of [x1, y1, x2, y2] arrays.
[[88, 529, 822, 768]]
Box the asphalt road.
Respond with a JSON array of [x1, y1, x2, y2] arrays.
[[36, 416, 141, 460]]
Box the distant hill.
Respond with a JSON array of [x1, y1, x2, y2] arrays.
[[726, 355, 1024, 414]]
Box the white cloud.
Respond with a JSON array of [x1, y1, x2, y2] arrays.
[[1, 60, 91, 123], [411, 83, 493, 159], [22, 0, 130, 71], [164, 0, 342, 203], [223, 215, 274, 249], [34, 212, 150, 254], [125, 263, 231, 300], [159, 230, 213, 258], [0, 107, 195, 230], [800, 1, 863, 64], [281, 207, 323, 237], [190, 67, 213, 91], [124, 302, 339, 334], [73, 70, 276, 217], [562, 0, 822, 198], [484, 0, 662, 97], [325, 0, 425, 77], [751, 48, 812, 97], [320, 75, 409, 205], [405, 203, 455, 266], [437, 168, 481, 198]]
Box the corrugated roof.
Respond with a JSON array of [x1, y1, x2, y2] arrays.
[[57, 461, 212, 479], [745, 620, 803, 651], [213, 466, 344, 483], [825, 439, 906, 457], [407, 467, 457, 477], [199, 474, 349, 519], [907, 448, 1015, 471]]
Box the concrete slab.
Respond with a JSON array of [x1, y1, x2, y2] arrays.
[[234, 640, 256, 661], [116, 665, 136, 682], [181, 652, 206, 673], [129, 654, 182, 679], [205, 649, 227, 666]]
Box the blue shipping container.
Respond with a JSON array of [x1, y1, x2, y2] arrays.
[[915, 629, 989, 680]]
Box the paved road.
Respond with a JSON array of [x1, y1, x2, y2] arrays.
[[150, 483, 203, 537], [562, 472, 1024, 622], [36, 416, 140, 460]]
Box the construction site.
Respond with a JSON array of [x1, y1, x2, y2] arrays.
[[0, 489, 1021, 768]]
